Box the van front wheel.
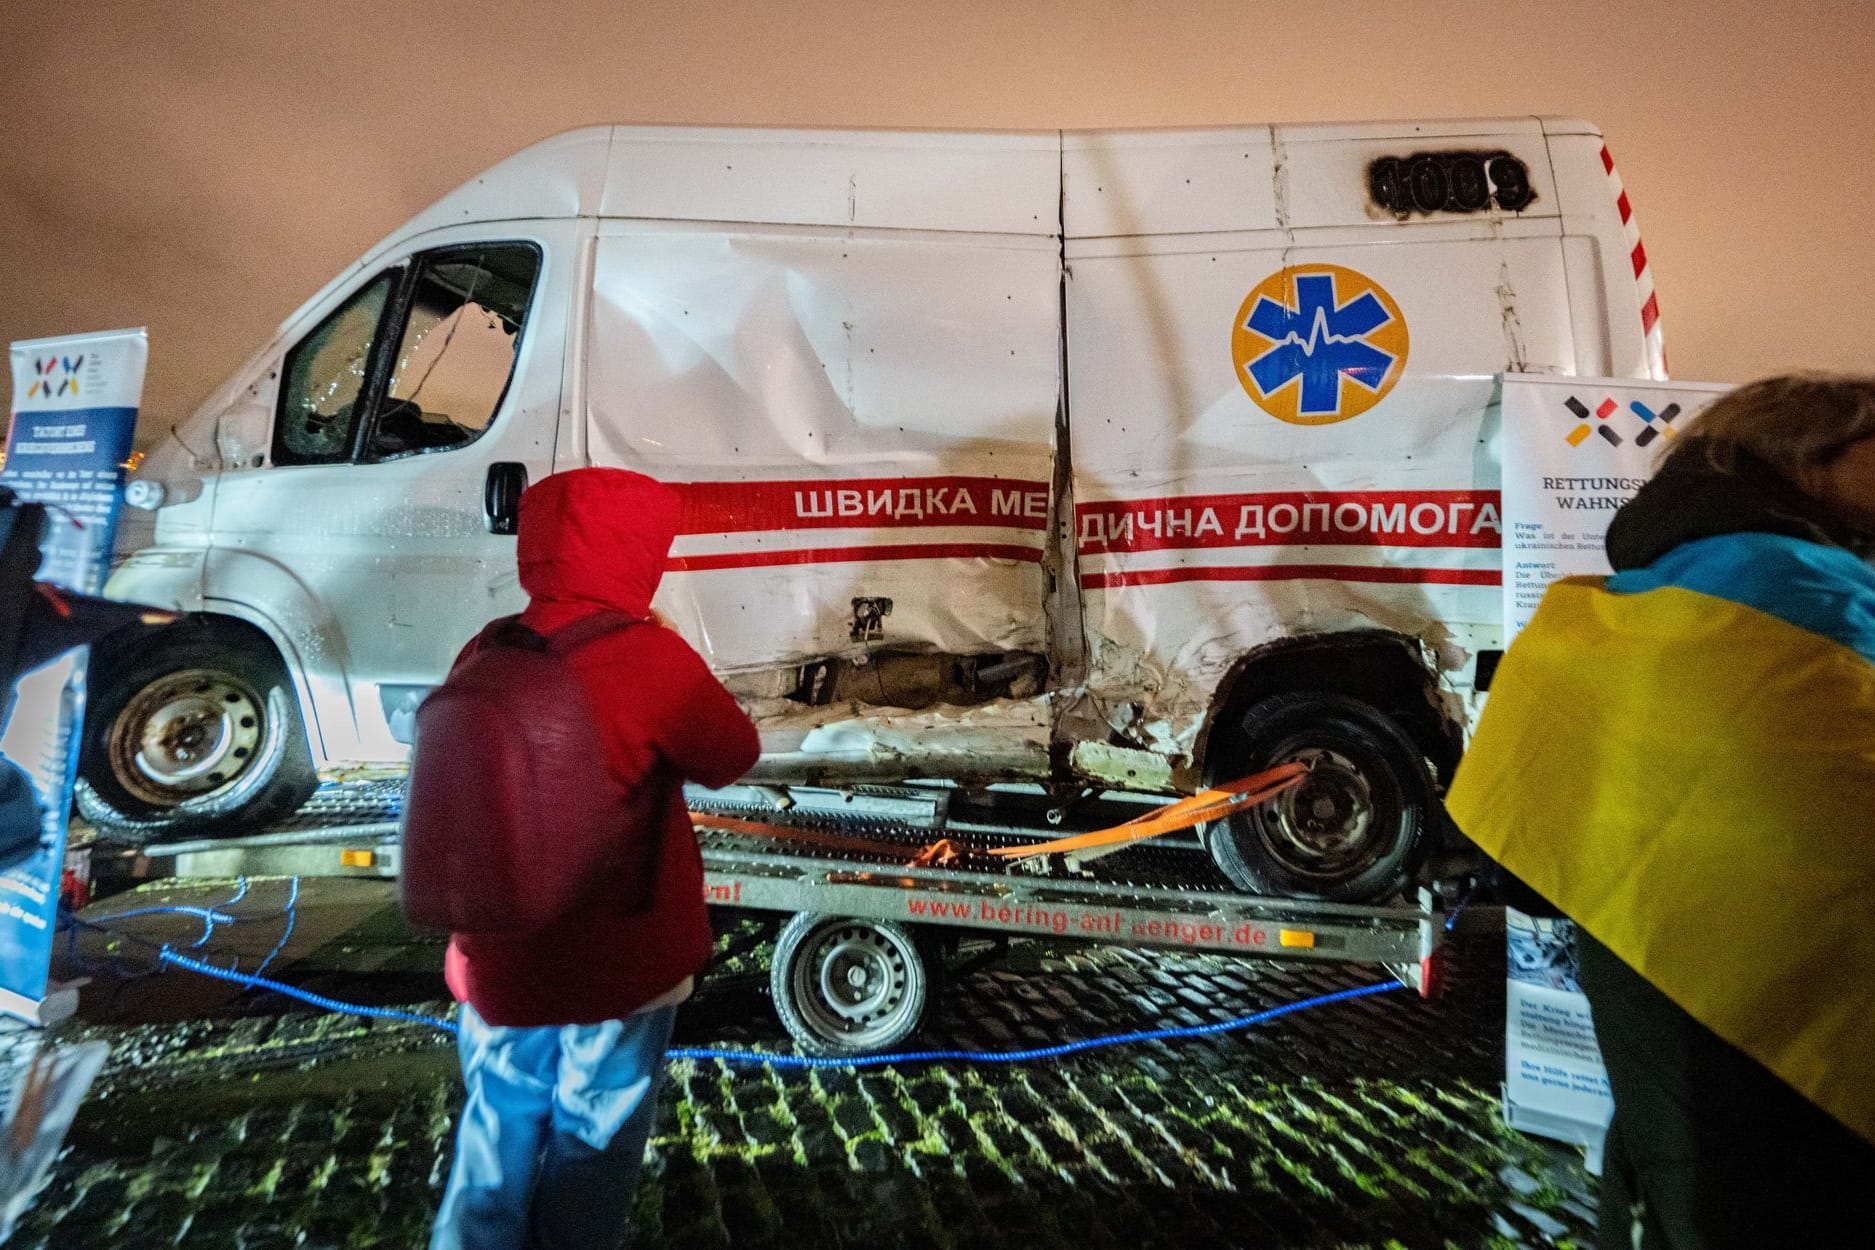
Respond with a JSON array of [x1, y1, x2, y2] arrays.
[[76, 628, 317, 843], [1203, 692, 1432, 903]]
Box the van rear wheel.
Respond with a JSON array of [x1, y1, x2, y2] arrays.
[[1203, 692, 1432, 903], [76, 626, 317, 843]]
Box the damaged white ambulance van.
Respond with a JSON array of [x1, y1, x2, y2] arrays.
[[97, 119, 1663, 902]]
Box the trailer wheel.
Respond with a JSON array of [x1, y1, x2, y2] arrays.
[[1204, 691, 1431, 903], [75, 626, 317, 843], [770, 913, 935, 1057]]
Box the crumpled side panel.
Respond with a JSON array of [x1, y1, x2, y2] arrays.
[[584, 225, 1060, 673], [1067, 208, 1537, 761]]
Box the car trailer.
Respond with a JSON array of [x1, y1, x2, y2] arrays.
[[101, 780, 1447, 1056]]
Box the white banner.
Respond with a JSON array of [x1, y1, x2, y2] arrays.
[[1496, 372, 1730, 1165], [1502, 907, 1614, 1162], [4, 328, 147, 594], [1, 328, 146, 1024], [1500, 374, 1730, 633]]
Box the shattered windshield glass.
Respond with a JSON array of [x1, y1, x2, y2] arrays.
[[275, 272, 394, 463]]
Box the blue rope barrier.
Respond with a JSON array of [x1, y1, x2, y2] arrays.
[[151, 952, 1402, 1069], [155, 947, 461, 1033], [94, 903, 237, 926], [78, 881, 1413, 1069], [666, 980, 1404, 1069], [250, 876, 301, 979], [1444, 881, 1477, 932]]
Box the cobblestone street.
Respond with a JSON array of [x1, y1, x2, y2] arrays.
[[7, 880, 1597, 1249]]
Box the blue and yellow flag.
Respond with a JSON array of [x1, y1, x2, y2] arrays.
[[1448, 531, 1875, 1144]]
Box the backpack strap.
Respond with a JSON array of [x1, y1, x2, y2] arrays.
[[482, 615, 546, 652], [543, 611, 645, 657]]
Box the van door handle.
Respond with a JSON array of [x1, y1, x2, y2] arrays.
[[484, 462, 528, 535]]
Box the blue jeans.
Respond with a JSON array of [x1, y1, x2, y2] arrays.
[[430, 1002, 678, 1250]]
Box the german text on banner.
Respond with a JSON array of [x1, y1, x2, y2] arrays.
[[0, 328, 146, 1024]]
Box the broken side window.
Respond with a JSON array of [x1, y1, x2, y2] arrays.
[[368, 243, 541, 460], [273, 271, 396, 466]]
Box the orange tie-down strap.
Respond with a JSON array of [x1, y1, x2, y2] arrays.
[[689, 761, 1307, 867], [988, 761, 1306, 860]]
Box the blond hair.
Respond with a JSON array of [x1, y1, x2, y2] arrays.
[[1670, 372, 1875, 478]]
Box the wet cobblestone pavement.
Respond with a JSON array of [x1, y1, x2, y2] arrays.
[[6, 880, 1597, 1248]]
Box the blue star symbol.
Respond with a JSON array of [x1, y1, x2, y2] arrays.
[[1244, 274, 1397, 415]]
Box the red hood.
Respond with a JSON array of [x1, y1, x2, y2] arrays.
[[517, 468, 678, 619]]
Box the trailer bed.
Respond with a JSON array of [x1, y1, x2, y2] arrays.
[[116, 779, 1441, 990]]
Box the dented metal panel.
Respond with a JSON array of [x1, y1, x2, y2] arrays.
[[583, 220, 1061, 675], [1064, 145, 1580, 759], [742, 696, 1054, 783]]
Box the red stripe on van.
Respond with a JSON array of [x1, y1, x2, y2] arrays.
[[1640, 291, 1660, 335], [1076, 489, 1502, 555], [1616, 191, 1632, 224], [668, 542, 1044, 573], [1080, 565, 1500, 590], [674, 477, 1051, 536], [1630, 241, 1648, 277], [1600, 145, 1615, 174]]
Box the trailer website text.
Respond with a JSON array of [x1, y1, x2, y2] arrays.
[[905, 896, 1271, 948]]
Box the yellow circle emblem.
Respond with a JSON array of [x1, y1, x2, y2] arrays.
[[1231, 264, 1410, 425]]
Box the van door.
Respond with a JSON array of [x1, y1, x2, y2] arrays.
[[204, 219, 582, 760]]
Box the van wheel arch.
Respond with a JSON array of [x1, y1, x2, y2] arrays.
[[75, 613, 318, 843], [1197, 631, 1462, 902], [1199, 630, 1462, 787]]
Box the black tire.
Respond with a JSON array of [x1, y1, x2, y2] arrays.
[[75, 625, 318, 843], [1203, 691, 1432, 903], [770, 913, 936, 1057]]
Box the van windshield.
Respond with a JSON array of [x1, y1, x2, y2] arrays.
[[276, 271, 395, 463]]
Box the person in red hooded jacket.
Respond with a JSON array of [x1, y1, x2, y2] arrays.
[[429, 468, 760, 1250]]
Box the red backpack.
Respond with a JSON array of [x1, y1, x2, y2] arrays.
[[400, 613, 643, 934]]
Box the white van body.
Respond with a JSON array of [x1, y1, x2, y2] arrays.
[[102, 119, 1662, 896]]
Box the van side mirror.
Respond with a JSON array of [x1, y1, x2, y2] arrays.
[[484, 462, 528, 535]]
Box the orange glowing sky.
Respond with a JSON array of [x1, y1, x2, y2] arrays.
[[4, 0, 1872, 433]]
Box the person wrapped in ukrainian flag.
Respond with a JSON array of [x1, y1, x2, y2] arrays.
[[1447, 374, 1875, 1249]]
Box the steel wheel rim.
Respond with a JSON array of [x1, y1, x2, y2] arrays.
[[1250, 746, 1388, 882], [793, 923, 918, 1048], [108, 668, 266, 805]]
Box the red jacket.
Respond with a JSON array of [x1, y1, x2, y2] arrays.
[[444, 468, 761, 1026]]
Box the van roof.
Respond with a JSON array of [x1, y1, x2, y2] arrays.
[[280, 117, 1598, 337], [381, 117, 1597, 246]]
